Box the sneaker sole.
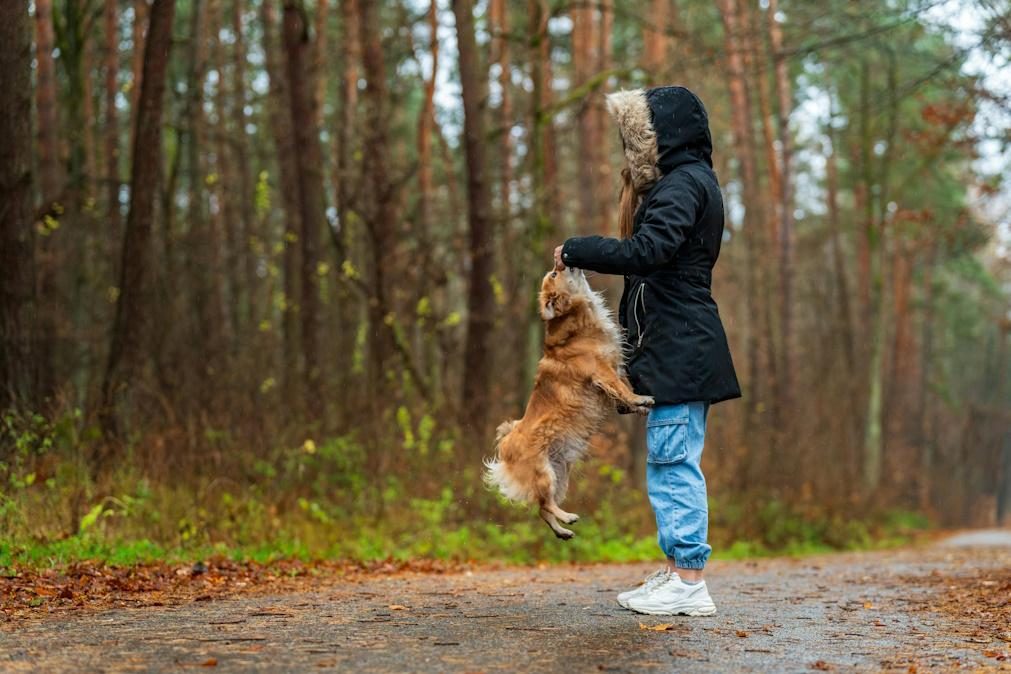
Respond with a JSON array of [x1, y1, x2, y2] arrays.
[[628, 604, 717, 617]]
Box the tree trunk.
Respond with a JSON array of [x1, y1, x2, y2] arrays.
[[209, 0, 241, 341], [0, 0, 37, 409], [595, 0, 613, 236], [642, 0, 673, 78], [358, 0, 398, 391], [452, 0, 495, 439], [312, 0, 327, 128], [824, 115, 854, 370], [81, 38, 99, 201], [103, 0, 121, 233], [336, 0, 359, 231], [130, 0, 148, 148], [263, 0, 303, 409], [571, 2, 596, 235], [34, 0, 61, 206], [417, 0, 439, 251], [282, 0, 326, 421], [232, 0, 256, 326], [765, 0, 795, 415], [101, 0, 177, 439], [916, 244, 937, 510], [489, 0, 510, 222], [715, 0, 767, 439]]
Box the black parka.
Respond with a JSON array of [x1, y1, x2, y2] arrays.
[[561, 86, 741, 406]]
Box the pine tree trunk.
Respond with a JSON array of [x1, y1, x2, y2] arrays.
[[0, 0, 37, 409], [571, 2, 598, 236], [263, 0, 303, 409], [101, 0, 177, 440], [282, 0, 326, 420], [103, 0, 121, 233], [766, 0, 795, 418], [715, 0, 766, 439], [130, 0, 148, 148], [34, 0, 61, 205], [232, 0, 256, 326], [594, 0, 613, 235], [336, 0, 359, 230], [312, 0, 327, 128], [452, 0, 495, 439], [642, 0, 671, 77]]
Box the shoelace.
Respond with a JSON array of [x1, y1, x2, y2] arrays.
[[640, 568, 669, 590]]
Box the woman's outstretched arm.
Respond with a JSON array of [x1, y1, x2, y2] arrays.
[[559, 171, 702, 276]]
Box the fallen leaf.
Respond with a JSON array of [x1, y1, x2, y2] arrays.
[[201, 659, 217, 667], [810, 661, 833, 671], [388, 604, 408, 611], [639, 622, 676, 632], [863, 602, 874, 609], [735, 630, 749, 638]]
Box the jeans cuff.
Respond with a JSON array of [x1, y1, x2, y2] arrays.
[[669, 556, 706, 570]]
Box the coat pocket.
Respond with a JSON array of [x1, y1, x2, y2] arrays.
[[646, 416, 688, 464], [629, 280, 648, 351]]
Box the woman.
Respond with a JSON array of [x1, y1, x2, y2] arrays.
[[554, 86, 740, 616]]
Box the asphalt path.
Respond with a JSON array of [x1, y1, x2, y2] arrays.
[[3, 531, 1009, 672]]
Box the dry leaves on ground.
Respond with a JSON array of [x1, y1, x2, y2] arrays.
[[1, 557, 466, 623], [903, 566, 1011, 662]]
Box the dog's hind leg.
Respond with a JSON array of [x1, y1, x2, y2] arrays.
[[539, 507, 574, 540], [547, 455, 579, 525], [533, 458, 576, 539]]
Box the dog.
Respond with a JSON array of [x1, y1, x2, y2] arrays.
[[484, 266, 654, 539]]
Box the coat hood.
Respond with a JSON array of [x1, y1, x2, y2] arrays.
[[605, 86, 714, 193]]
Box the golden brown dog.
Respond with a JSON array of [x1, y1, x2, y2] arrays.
[[484, 266, 654, 539]]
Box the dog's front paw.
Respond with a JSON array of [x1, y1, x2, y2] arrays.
[[626, 395, 654, 415], [554, 528, 575, 540]]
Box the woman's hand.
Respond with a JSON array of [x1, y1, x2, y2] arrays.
[[553, 245, 565, 270]]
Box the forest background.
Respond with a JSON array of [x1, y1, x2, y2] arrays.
[[1, 0, 1009, 568]]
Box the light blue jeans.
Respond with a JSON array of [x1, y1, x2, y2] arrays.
[[645, 402, 711, 570]]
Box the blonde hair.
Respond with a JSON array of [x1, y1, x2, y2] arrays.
[[618, 167, 640, 239]]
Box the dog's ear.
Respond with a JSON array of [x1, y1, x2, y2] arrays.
[[540, 291, 557, 320], [540, 291, 571, 320], [554, 293, 572, 316]]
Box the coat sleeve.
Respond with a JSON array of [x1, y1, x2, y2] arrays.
[[560, 171, 701, 276]]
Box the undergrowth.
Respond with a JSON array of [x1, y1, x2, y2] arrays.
[[0, 408, 931, 571]]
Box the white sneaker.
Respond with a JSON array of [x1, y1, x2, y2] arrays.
[[616, 568, 670, 609], [626, 575, 717, 616]]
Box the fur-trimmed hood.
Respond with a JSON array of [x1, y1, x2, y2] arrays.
[[605, 86, 714, 193]]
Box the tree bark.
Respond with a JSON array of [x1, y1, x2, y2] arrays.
[[130, 0, 148, 148], [313, 0, 328, 128], [642, 0, 672, 78], [417, 0, 439, 246], [358, 0, 397, 389], [103, 0, 121, 233], [101, 0, 177, 439], [766, 0, 795, 426], [715, 0, 767, 438], [262, 0, 304, 408], [0, 0, 37, 409], [571, 1, 596, 235], [824, 120, 854, 370], [336, 0, 359, 232], [232, 0, 256, 325], [34, 0, 61, 206], [282, 0, 326, 420], [452, 0, 495, 439]]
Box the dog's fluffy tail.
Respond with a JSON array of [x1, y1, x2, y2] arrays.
[[483, 420, 533, 503]]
